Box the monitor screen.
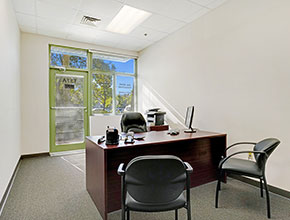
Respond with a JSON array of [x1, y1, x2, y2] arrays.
[[185, 106, 194, 129]]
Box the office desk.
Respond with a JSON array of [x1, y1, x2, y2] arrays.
[[86, 130, 226, 220]]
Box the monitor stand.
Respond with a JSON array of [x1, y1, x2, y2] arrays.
[[184, 127, 197, 133]]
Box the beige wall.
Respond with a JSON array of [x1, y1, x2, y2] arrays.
[[0, 0, 21, 203], [90, 115, 121, 136], [20, 33, 137, 155], [138, 0, 290, 191]]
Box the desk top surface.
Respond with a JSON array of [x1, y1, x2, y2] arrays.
[[86, 129, 226, 151]]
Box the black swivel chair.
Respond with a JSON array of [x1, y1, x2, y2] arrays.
[[120, 112, 147, 133], [215, 138, 280, 218], [117, 155, 193, 220]]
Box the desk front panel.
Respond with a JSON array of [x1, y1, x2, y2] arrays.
[[106, 135, 226, 212]]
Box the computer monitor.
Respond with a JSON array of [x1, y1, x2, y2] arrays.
[[184, 106, 196, 133]]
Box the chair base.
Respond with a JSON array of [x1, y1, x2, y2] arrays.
[[122, 207, 191, 220], [215, 171, 271, 218]]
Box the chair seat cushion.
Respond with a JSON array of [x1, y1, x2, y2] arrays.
[[126, 192, 186, 212], [220, 157, 262, 177]]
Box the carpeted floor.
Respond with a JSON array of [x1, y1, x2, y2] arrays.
[[0, 154, 289, 220]]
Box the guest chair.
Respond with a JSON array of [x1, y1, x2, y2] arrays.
[[120, 112, 147, 133], [117, 155, 193, 220], [215, 138, 280, 218]]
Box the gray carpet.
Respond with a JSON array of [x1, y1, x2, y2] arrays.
[[0, 155, 289, 220]]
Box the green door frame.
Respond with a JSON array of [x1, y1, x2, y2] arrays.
[[49, 69, 90, 153]]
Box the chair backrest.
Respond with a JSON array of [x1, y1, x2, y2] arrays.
[[120, 112, 147, 133], [253, 138, 280, 168], [125, 155, 187, 204]]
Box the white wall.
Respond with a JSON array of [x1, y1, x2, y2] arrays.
[[138, 0, 290, 191], [21, 33, 137, 154], [90, 115, 121, 136], [0, 0, 21, 202]]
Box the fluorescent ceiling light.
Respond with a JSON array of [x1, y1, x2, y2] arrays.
[[106, 5, 151, 34]]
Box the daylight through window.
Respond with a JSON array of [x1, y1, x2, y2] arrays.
[[91, 54, 136, 115], [49, 45, 137, 115]]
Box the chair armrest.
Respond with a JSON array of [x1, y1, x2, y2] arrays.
[[219, 151, 268, 169], [224, 142, 256, 154], [117, 163, 125, 176], [184, 162, 193, 174]]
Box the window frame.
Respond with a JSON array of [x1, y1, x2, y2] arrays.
[[49, 44, 89, 71], [90, 56, 137, 116], [49, 44, 138, 116]]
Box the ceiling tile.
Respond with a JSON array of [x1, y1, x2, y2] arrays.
[[206, 0, 227, 9], [36, 17, 70, 32], [95, 31, 122, 41], [94, 31, 123, 48], [188, 0, 216, 7], [94, 38, 118, 49], [19, 25, 37, 33], [186, 7, 210, 22], [12, 0, 36, 16], [159, 0, 204, 23], [134, 42, 155, 51], [129, 26, 168, 43], [141, 14, 186, 34], [36, 1, 77, 23], [66, 25, 102, 43], [79, 0, 123, 19], [37, 29, 67, 39], [16, 13, 36, 27], [67, 34, 95, 44], [124, 0, 173, 14], [116, 36, 153, 51], [36, 0, 82, 10], [12, 0, 227, 51]]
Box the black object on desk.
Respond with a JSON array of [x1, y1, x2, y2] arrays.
[[184, 106, 197, 133], [168, 130, 180, 135], [97, 136, 105, 144], [106, 127, 119, 145]]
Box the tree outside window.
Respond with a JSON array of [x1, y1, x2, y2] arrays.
[[91, 56, 136, 115]]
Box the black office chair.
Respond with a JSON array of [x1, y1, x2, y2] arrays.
[[215, 138, 280, 218], [117, 155, 193, 220], [120, 112, 147, 133]]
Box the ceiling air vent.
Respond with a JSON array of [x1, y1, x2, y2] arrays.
[[80, 16, 101, 27]]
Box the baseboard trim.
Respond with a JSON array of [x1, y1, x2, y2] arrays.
[[49, 149, 85, 157], [229, 174, 290, 199], [0, 158, 22, 216], [21, 152, 50, 159]]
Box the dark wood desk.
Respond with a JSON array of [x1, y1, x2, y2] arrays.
[[86, 130, 226, 220]]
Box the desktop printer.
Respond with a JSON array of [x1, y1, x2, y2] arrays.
[[146, 108, 166, 126]]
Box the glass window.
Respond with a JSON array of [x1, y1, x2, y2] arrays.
[[91, 53, 136, 115], [92, 54, 134, 74], [49, 44, 138, 116], [92, 74, 113, 114], [116, 75, 135, 114], [50, 46, 87, 69]]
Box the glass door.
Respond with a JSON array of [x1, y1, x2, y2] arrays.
[[49, 70, 88, 152]]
